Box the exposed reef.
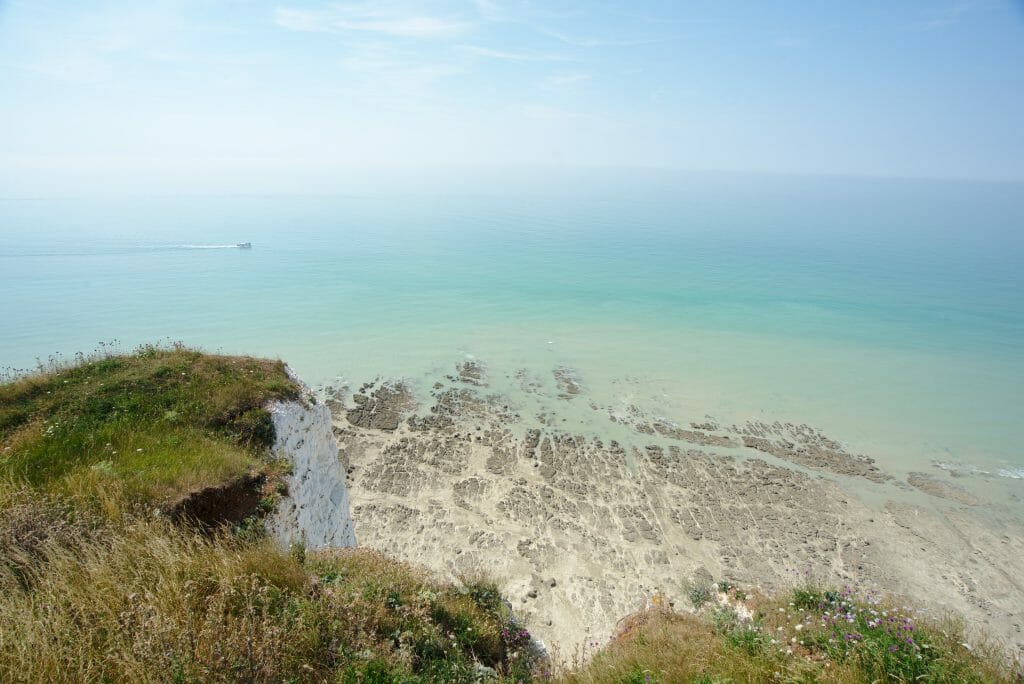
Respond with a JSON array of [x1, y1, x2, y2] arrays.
[[907, 471, 981, 506], [325, 362, 1024, 660], [345, 381, 415, 431], [735, 422, 889, 483]]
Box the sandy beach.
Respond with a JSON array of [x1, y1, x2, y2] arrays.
[[327, 360, 1024, 662]]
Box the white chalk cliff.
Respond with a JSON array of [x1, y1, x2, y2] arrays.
[[265, 387, 356, 550]]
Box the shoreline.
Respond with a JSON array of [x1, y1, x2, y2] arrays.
[[326, 360, 1024, 661]]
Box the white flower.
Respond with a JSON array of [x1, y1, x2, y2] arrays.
[[795, 624, 803, 631]]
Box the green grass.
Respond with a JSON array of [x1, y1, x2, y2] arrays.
[[562, 585, 1020, 684], [0, 345, 299, 509]]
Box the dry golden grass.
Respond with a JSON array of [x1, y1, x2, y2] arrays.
[[0, 484, 535, 683], [559, 607, 782, 684], [561, 590, 1021, 684]]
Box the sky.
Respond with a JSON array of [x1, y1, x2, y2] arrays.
[[1, 0, 1023, 195]]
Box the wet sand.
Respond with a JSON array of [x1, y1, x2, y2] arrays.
[[324, 362, 1024, 661]]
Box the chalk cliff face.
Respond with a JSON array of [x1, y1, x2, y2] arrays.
[[265, 390, 356, 550]]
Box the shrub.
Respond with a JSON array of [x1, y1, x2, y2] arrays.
[[688, 584, 713, 610]]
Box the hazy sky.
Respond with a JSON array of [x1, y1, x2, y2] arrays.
[[2, 0, 1023, 194]]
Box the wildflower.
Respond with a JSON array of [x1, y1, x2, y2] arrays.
[[795, 624, 803, 631]]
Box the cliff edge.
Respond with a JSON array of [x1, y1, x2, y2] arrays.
[[265, 378, 356, 550]]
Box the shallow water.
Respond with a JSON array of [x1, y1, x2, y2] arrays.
[[2, 170, 1022, 493]]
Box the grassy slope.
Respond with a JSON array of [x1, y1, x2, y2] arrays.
[[0, 346, 298, 509], [0, 494, 532, 682], [565, 586, 1018, 684], [0, 349, 1018, 683], [0, 348, 535, 683]]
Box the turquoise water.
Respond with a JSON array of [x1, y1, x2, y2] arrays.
[[2, 170, 1023, 485]]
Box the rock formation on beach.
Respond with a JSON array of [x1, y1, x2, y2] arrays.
[[327, 363, 1024, 660], [264, 378, 357, 550]]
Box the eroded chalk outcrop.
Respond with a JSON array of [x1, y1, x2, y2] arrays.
[[265, 386, 356, 550]]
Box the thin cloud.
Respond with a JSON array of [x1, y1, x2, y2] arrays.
[[341, 51, 464, 87], [472, 0, 581, 25], [770, 36, 805, 49], [913, 0, 979, 31], [539, 27, 662, 49], [274, 5, 469, 39], [472, 0, 505, 22], [456, 44, 575, 62], [274, 8, 330, 32], [541, 71, 592, 89], [518, 103, 578, 121]]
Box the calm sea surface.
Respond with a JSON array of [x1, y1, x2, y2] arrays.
[[2, 170, 1023, 490]]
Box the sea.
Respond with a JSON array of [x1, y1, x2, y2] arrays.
[[2, 169, 1023, 504]]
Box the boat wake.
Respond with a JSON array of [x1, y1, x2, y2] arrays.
[[176, 244, 249, 250]]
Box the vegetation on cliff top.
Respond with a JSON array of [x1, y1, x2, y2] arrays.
[[565, 583, 1018, 684], [0, 347, 536, 682], [0, 348, 1018, 682], [0, 345, 298, 514], [0, 486, 535, 682]]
